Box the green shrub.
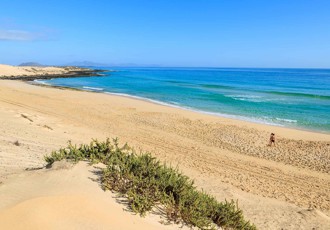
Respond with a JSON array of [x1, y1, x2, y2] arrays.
[[44, 138, 256, 230]]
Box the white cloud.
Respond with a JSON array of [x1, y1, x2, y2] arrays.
[[0, 29, 47, 41]]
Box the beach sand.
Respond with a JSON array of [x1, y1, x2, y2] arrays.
[[0, 161, 189, 230], [0, 79, 329, 229]]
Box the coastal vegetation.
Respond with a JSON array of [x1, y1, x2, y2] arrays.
[[45, 138, 256, 230]]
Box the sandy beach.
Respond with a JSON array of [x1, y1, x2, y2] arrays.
[[0, 77, 329, 229], [0, 64, 69, 77]]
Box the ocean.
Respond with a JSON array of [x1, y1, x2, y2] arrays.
[[37, 67, 330, 133]]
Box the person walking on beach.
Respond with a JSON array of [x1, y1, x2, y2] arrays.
[[269, 133, 276, 146]]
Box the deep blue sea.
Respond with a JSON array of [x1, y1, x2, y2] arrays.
[[37, 67, 330, 133]]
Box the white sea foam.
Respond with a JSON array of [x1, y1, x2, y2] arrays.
[[169, 101, 180, 105], [224, 94, 268, 103], [82, 86, 104, 91], [33, 79, 50, 85], [275, 118, 297, 123]]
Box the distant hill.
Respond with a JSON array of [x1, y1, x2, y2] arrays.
[[19, 62, 44, 67]]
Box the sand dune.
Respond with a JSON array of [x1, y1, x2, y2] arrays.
[[0, 161, 188, 230], [0, 80, 329, 229], [0, 64, 68, 77]]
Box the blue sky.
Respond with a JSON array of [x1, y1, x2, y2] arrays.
[[1, 0, 330, 67]]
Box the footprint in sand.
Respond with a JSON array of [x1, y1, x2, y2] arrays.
[[21, 114, 33, 122]]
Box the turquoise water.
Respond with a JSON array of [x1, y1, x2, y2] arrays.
[[38, 67, 330, 133]]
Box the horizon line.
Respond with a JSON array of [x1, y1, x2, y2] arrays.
[[3, 63, 330, 70]]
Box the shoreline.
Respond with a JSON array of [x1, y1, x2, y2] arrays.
[[32, 80, 330, 136], [103, 91, 330, 135], [2, 64, 328, 134]]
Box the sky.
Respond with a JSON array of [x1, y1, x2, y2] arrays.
[[0, 0, 330, 68]]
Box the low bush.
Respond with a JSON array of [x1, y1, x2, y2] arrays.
[[45, 138, 256, 230]]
